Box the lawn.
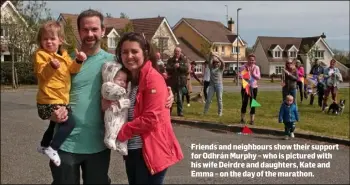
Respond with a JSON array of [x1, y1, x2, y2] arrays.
[[191, 78, 282, 86], [172, 88, 350, 139]]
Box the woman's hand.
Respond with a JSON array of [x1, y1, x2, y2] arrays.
[[166, 86, 174, 108]]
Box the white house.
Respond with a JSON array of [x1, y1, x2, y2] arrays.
[[252, 33, 349, 78], [1, 0, 27, 62]]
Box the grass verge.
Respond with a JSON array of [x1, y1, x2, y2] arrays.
[[172, 88, 350, 139]]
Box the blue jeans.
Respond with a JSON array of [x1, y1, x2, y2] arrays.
[[124, 149, 167, 184], [284, 122, 296, 136], [282, 87, 297, 104], [203, 83, 223, 115]]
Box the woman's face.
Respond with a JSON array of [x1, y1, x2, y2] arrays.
[[330, 59, 336, 68], [120, 40, 144, 73]]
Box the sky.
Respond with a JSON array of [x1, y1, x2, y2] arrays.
[[45, 1, 349, 51]]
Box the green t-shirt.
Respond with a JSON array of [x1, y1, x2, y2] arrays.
[[59, 49, 115, 154]]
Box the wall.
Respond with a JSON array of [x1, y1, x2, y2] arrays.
[[153, 20, 178, 58], [173, 21, 209, 53], [253, 41, 270, 75]]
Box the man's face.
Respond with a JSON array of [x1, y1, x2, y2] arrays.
[[78, 16, 105, 51], [174, 48, 181, 58], [155, 53, 161, 60]]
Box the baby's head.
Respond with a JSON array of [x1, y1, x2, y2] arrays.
[[37, 21, 66, 53], [285, 95, 294, 105], [114, 69, 128, 89]]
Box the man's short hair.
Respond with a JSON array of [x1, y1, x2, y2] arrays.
[[77, 9, 104, 30], [247, 53, 256, 59]]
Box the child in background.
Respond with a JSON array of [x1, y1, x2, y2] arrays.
[[316, 76, 326, 107], [279, 95, 299, 140], [34, 21, 87, 166]]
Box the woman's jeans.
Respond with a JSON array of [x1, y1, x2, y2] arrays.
[[282, 87, 297, 103], [204, 83, 223, 115], [124, 149, 167, 184]]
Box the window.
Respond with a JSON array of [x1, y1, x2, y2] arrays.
[[158, 37, 169, 49], [108, 37, 116, 48], [232, 47, 240, 54], [221, 46, 225, 54], [314, 50, 324, 59], [275, 66, 284, 74], [214, 46, 218, 52], [0, 26, 8, 37], [274, 51, 281, 58], [194, 64, 202, 73], [289, 51, 297, 58]]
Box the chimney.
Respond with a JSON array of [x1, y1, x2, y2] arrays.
[[321, 32, 326, 39], [228, 17, 235, 34]]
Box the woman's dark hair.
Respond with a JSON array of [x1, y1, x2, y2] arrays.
[[115, 32, 157, 68], [115, 32, 158, 84]]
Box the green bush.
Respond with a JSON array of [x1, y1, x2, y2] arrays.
[[1, 61, 37, 85]]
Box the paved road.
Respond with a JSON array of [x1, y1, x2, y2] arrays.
[[1, 90, 349, 184]]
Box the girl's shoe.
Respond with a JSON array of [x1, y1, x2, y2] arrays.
[[44, 146, 61, 166], [290, 132, 295, 138]]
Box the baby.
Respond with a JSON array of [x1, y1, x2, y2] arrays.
[[278, 95, 299, 140], [101, 62, 130, 155]]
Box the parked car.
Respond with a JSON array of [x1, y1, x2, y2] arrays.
[[223, 70, 237, 77]]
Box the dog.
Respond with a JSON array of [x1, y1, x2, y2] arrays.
[[327, 99, 345, 115]]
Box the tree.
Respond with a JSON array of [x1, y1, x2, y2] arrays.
[[120, 12, 129, 19], [63, 18, 77, 54], [332, 48, 350, 65], [4, 0, 53, 88], [303, 41, 320, 66], [106, 13, 113, 18], [200, 41, 213, 61], [245, 46, 253, 56]]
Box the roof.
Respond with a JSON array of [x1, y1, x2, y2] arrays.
[[58, 13, 166, 43], [256, 36, 320, 62], [181, 18, 246, 44], [131, 17, 164, 41], [177, 37, 205, 61]]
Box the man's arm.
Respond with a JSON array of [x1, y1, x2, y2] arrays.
[[177, 59, 189, 74]]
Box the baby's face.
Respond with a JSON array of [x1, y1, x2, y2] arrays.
[[286, 98, 294, 105], [114, 71, 127, 89]]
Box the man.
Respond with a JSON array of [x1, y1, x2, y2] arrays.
[[309, 59, 324, 75], [166, 47, 188, 116], [202, 61, 210, 101], [48, 9, 173, 184]]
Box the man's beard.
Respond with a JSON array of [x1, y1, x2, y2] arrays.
[[82, 37, 100, 49]]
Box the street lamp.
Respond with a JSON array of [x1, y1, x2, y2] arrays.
[[236, 8, 242, 86]]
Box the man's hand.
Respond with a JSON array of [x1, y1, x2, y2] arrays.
[[75, 49, 87, 62], [166, 86, 174, 108], [50, 58, 60, 69], [175, 63, 180, 68], [50, 106, 68, 123]]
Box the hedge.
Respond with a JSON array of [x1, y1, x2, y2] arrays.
[[1, 61, 37, 85]]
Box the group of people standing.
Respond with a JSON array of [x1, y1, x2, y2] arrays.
[[279, 58, 343, 139], [33, 9, 183, 184]]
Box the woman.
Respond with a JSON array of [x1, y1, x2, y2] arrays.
[[281, 59, 298, 103], [322, 59, 343, 111], [115, 32, 184, 184], [294, 59, 304, 103], [239, 54, 261, 125], [203, 52, 225, 116]]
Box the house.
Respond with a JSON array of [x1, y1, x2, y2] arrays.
[[58, 14, 179, 60], [0, 0, 28, 62], [172, 17, 248, 75], [252, 33, 349, 78]]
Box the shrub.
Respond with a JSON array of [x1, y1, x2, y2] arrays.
[[1, 61, 37, 85]]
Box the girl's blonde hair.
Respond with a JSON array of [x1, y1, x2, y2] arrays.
[[36, 21, 68, 48]]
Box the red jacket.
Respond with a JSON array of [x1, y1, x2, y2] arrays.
[[117, 61, 184, 175]]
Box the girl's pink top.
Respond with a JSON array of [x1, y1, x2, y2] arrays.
[[297, 67, 304, 82]]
